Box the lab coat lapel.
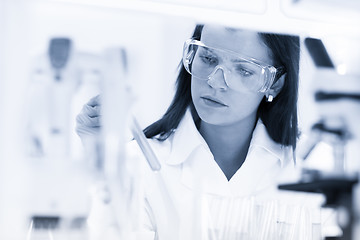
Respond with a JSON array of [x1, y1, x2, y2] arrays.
[[167, 110, 203, 166], [181, 146, 232, 196], [169, 111, 289, 197], [229, 146, 282, 196]]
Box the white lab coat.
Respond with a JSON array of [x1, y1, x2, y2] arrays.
[[126, 109, 326, 240]]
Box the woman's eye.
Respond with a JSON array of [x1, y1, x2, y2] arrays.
[[201, 56, 215, 63], [199, 49, 218, 65], [235, 67, 253, 77], [200, 55, 217, 65]]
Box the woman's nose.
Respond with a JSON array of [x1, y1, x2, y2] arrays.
[[207, 67, 229, 90]]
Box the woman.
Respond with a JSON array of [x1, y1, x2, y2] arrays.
[[77, 24, 303, 239]]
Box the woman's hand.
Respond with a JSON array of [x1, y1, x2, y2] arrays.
[[76, 95, 102, 139]]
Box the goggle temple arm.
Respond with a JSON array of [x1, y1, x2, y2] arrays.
[[265, 66, 286, 92]]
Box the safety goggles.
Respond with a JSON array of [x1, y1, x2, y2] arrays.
[[182, 39, 284, 93]]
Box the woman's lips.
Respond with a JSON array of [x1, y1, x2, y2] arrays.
[[201, 96, 228, 107]]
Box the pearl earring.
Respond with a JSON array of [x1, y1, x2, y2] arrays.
[[267, 95, 274, 102]]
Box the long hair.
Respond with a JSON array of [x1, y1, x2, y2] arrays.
[[144, 24, 300, 151], [258, 33, 300, 149]]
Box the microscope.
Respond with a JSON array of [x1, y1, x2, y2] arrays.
[[279, 37, 360, 240]]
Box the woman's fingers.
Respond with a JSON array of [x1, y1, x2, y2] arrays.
[[76, 124, 101, 136], [76, 114, 101, 137], [82, 104, 101, 118], [87, 94, 101, 107], [76, 113, 101, 128], [75, 95, 102, 137]]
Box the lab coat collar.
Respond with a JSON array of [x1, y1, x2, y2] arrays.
[[249, 120, 291, 168], [167, 108, 290, 167], [166, 108, 292, 196], [166, 109, 210, 165]]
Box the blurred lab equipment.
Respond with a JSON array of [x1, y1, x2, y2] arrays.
[[24, 38, 171, 239], [49, 38, 71, 81], [22, 37, 107, 240], [279, 37, 360, 240], [86, 47, 149, 240], [86, 47, 182, 240], [25, 37, 102, 160], [26, 215, 88, 240], [25, 37, 75, 159]]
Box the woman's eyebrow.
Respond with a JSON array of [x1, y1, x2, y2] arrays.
[[202, 47, 220, 58], [231, 59, 248, 63], [203, 47, 215, 54]]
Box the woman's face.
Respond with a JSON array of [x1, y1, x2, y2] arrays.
[[191, 25, 275, 127]]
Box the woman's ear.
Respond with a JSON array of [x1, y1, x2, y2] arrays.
[[266, 73, 286, 100]]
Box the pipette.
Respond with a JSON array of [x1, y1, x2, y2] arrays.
[[130, 117, 161, 171], [130, 116, 179, 239]]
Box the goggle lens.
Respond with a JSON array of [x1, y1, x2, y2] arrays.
[[183, 39, 280, 93]]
